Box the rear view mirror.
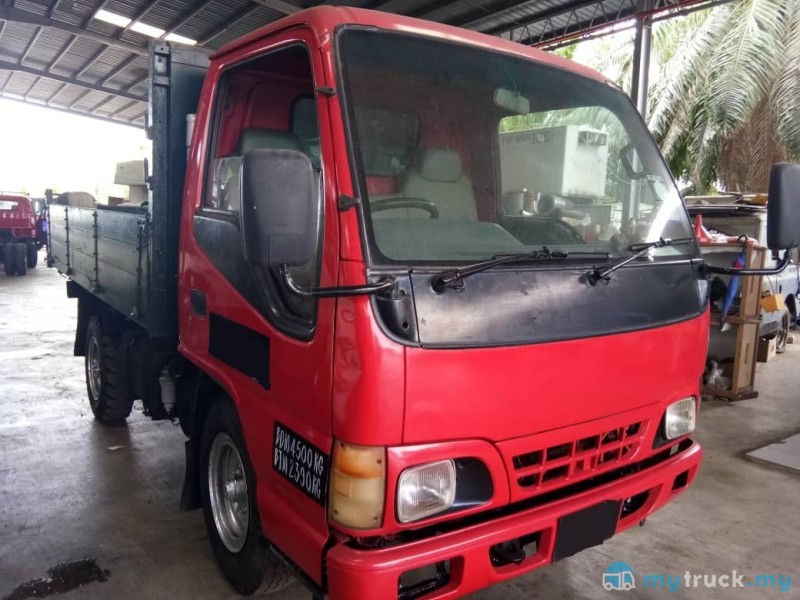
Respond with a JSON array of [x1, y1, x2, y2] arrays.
[[240, 149, 318, 268], [619, 144, 646, 179], [494, 88, 530, 115], [767, 163, 800, 251]]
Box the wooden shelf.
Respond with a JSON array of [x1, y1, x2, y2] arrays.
[[709, 315, 761, 326], [701, 385, 758, 401], [701, 243, 766, 402]]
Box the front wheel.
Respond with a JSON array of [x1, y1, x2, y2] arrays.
[[27, 244, 38, 268], [84, 316, 133, 423], [200, 399, 293, 595]]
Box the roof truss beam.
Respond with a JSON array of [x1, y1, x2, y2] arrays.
[[250, 0, 299, 16], [117, 0, 162, 38], [165, 0, 217, 36], [0, 6, 146, 55], [0, 93, 141, 128], [197, 4, 260, 46], [0, 59, 146, 101], [19, 25, 42, 63], [101, 53, 141, 85], [48, 36, 77, 70]]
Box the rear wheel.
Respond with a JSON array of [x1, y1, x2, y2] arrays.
[[14, 243, 26, 276], [3, 244, 15, 276], [776, 312, 790, 354], [26, 244, 38, 268], [200, 398, 294, 595], [84, 316, 133, 423]]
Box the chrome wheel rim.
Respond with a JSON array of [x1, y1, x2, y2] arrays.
[[208, 432, 249, 552], [87, 336, 101, 402]]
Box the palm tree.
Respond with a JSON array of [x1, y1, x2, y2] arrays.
[[647, 0, 800, 193]]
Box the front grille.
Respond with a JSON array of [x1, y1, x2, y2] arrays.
[[510, 420, 649, 494]]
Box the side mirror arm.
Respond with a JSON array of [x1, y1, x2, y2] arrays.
[[705, 248, 794, 276], [281, 265, 396, 298]]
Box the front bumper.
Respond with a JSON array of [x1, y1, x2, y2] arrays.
[[326, 439, 702, 599]]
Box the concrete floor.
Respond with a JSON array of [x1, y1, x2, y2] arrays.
[[1, 259, 799, 600]]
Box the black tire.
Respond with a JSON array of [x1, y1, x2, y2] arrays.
[[3, 244, 15, 276], [14, 243, 26, 276], [26, 244, 38, 268], [84, 316, 133, 423], [200, 398, 294, 595], [776, 312, 790, 354]]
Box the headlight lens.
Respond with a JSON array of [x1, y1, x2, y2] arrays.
[[397, 459, 456, 523], [665, 397, 696, 440]]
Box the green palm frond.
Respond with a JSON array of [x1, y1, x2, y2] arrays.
[[651, 10, 709, 66], [771, 2, 800, 156], [563, 0, 799, 190], [660, 75, 704, 157], [689, 99, 711, 162], [707, 0, 784, 135], [648, 7, 731, 139], [685, 98, 721, 191], [579, 34, 635, 91]]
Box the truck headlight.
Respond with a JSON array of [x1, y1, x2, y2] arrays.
[[397, 459, 456, 523], [665, 397, 696, 440]]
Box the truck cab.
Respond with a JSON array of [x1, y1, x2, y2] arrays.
[[177, 8, 706, 597], [1, 194, 39, 276], [46, 6, 800, 599]]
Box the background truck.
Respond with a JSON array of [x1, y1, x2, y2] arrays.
[[686, 197, 800, 353], [46, 7, 800, 599], [1, 193, 39, 276]]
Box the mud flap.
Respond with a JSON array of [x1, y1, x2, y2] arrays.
[[180, 437, 202, 511]]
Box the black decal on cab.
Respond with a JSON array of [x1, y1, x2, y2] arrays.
[[272, 422, 329, 506]]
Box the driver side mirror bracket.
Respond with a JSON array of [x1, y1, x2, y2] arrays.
[[705, 249, 795, 277]]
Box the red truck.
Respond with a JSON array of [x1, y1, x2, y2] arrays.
[[46, 7, 800, 599], [1, 193, 39, 276]]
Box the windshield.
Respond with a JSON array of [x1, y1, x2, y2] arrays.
[[338, 30, 695, 265]]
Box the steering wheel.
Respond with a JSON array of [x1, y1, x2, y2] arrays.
[[370, 197, 439, 219]]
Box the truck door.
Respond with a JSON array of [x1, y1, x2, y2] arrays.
[[179, 33, 337, 584]]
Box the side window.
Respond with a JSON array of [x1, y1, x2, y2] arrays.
[[208, 155, 242, 212], [196, 44, 322, 337], [291, 96, 320, 167]]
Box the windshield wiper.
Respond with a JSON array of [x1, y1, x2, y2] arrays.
[[431, 247, 568, 293], [586, 237, 693, 286]]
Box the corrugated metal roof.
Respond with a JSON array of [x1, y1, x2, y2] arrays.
[[0, 0, 722, 127]]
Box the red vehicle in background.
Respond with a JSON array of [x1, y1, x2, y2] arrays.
[[46, 7, 800, 599], [1, 194, 39, 276]]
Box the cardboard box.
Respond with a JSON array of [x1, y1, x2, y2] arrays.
[[761, 293, 786, 313], [757, 337, 777, 362]]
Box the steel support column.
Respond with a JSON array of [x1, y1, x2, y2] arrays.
[[623, 0, 654, 226], [630, 0, 653, 118]]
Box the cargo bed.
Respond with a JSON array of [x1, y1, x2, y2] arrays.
[[46, 42, 209, 340], [47, 204, 155, 331]]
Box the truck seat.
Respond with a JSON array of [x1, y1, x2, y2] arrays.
[[214, 129, 309, 212], [400, 147, 477, 220], [234, 128, 305, 155], [236, 128, 320, 169]]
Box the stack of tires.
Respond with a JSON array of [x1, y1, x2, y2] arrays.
[[2, 243, 37, 276]]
